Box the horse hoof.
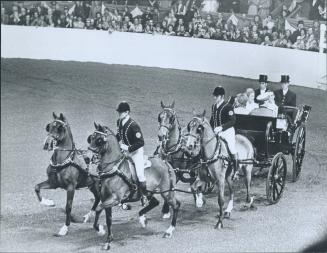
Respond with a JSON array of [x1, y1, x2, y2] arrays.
[[163, 232, 172, 238], [58, 225, 68, 236], [102, 243, 110, 250], [122, 203, 131, 210], [224, 212, 231, 219], [250, 205, 258, 211], [214, 222, 223, 229], [97, 225, 106, 236], [83, 211, 95, 223], [139, 215, 147, 228], [40, 198, 55, 207], [162, 212, 171, 219]]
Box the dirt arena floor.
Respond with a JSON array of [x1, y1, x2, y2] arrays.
[[1, 58, 327, 252]]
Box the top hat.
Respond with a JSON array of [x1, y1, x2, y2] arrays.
[[280, 75, 290, 83], [259, 74, 268, 83]]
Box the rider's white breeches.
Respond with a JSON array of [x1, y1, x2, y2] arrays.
[[219, 127, 237, 155], [130, 147, 146, 182]]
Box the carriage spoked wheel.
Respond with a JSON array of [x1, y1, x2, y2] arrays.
[[266, 152, 287, 205], [292, 125, 306, 182]]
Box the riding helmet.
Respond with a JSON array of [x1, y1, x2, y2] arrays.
[[116, 101, 130, 113], [212, 86, 225, 96]]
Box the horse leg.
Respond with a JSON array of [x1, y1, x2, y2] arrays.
[[83, 186, 101, 223], [224, 173, 234, 219], [191, 177, 206, 208], [102, 207, 113, 251], [93, 205, 105, 236], [244, 165, 255, 209], [34, 180, 55, 206], [58, 185, 75, 236], [162, 192, 180, 238], [214, 177, 225, 229], [139, 195, 160, 228], [161, 200, 171, 219]]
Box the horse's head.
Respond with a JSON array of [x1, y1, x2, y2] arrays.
[[43, 112, 69, 151], [87, 122, 112, 155], [184, 110, 207, 157], [157, 100, 176, 142]]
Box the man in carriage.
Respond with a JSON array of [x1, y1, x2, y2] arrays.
[[210, 86, 239, 179], [115, 101, 148, 202]]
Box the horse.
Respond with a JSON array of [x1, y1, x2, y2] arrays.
[[185, 110, 254, 228], [87, 123, 181, 250], [157, 101, 212, 218], [34, 113, 100, 236]]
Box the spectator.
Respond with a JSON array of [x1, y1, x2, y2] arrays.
[[242, 29, 251, 43], [309, 0, 323, 20], [194, 26, 210, 39], [313, 20, 320, 39], [165, 24, 176, 35], [161, 19, 168, 33], [74, 16, 85, 29], [290, 20, 304, 43], [85, 18, 94, 29], [205, 14, 215, 28], [306, 34, 319, 51], [1, 6, 9, 24], [89, 1, 102, 20], [123, 6, 133, 21], [73, 1, 85, 19], [57, 13, 67, 28], [292, 36, 306, 50], [184, 21, 194, 37], [271, 31, 279, 46], [262, 14, 274, 30], [184, 4, 196, 24], [299, 28, 307, 41], [144, 23, 153, 33], [83, 1, 92, 19], [174, 18, 184, 32], [133, 18, 143, 32], [248, 0, 259, 15], [234, 29, 243, 42], [148, 0, 160, 9], [94, 12, 102, 29], [153, 23, 163, 34], [250, 32, 262, 44], [261, 35, 272, 46], [24, 14, 32, 26], [52, 4, 62, 27], [153, 7, 160, 24], [165, 9, 177, 26], [258, 0, 271, 19], [175, 0, 187, 20], [141, 6, 153, 26]]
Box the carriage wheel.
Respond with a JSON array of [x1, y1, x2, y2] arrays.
[[266, 153, 287, 205], [292, 125, 306, 182]]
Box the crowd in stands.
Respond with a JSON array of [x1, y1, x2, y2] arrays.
[[1, 1, 326, 52]]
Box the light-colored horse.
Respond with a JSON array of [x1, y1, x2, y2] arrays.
[[185, 110, 254, 228], [88, 123, 181, 250], [35, 113, 100, 236]]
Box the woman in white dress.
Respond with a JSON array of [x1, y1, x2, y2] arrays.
[[245, 88, 259, 112], [234, 93, 251, 115], [201, 0, 219, 13]]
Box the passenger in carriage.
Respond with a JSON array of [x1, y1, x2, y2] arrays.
[[257, 91, 278, 117], [234, 93, 250, 115], [245, 88, 259, 112], [254, 74, 270, 105], [210, 86, 239, 180], [115, 101, 147, 202]]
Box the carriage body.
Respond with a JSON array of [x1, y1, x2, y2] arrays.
[[234, 104, 311, 204]]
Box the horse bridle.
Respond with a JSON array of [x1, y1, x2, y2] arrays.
[[47, 119, 75, 151], [158, 108, 182, 153], [186, 117, 224, 163]]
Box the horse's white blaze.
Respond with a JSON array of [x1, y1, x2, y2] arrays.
[[58, 225, 68, 236], [97, 224, 105, 236], [139, 215, 146, 228], [225, 199, 234, 213], [165, 225, 175, 235], [83, 210, 95, 223], [196, 193, 204, 208], [162, 212, 171, 219], [40, 198, 55, 206]]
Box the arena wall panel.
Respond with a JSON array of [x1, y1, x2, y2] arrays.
[[1, 25, 326, 89]]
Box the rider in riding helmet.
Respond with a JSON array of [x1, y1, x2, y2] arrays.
[[210, 86, 239, 180], [116, 101, 147, 201]]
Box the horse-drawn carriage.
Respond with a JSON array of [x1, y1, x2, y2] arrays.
[[234, 104, 311, 204]]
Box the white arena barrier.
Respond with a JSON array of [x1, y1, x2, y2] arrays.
[[1, 25, 326, 90]]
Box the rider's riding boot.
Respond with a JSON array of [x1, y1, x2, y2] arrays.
[[230, 154, 239, 181], [139, 181, 148, 206]]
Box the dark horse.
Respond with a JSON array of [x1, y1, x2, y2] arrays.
[[185, 110, 254, 228], [88, 123, 181, 250], [34, 113, 100, 236], [157, 101, 208, 218]]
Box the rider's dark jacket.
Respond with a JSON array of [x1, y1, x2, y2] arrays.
[[116, 117, 144, 153], [210, 101, 236, 131]]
